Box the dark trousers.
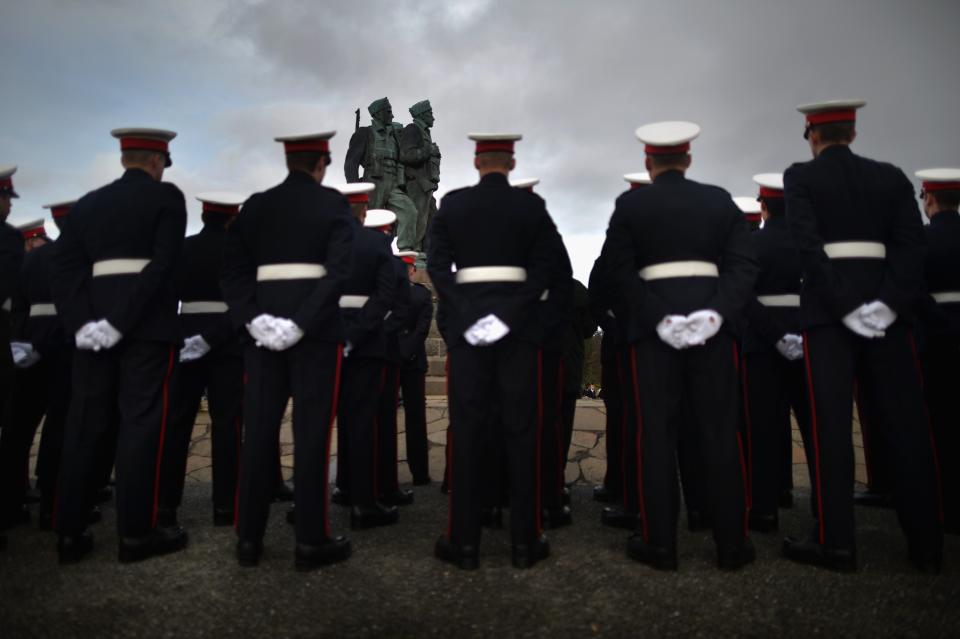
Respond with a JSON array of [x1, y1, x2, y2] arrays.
[[0, 348, 72, 518], [539, 349, 565, 512], [337, 357, 385, 506], [676, 400, 708, 517], [56, 340, 175, 538], [742, 349, 811, 516], [158, 348, 242, 514], [628, 334, 748, 552], [924, 334, 960, 530], [600, 351, 624, 496], [447, 338, 540, 547], [377, 362, 401, 497], [399, 365, 429, 482], [236, 340, 341, 545], [854, 377, 896, 495], [802, 323, 942, 551]]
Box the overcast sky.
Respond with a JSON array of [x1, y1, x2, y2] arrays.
[[2, 0, 959, 281]]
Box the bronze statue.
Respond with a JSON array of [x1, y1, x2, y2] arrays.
[[400, 100, 441, 258]]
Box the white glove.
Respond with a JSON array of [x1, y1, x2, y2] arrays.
[[272, 318, 304, 351], [93, 319, 123, 350], [75, 322, 101, 351], [656, 315, 690, 350], [343, 340, 354, 358], [247, 314, 281, 349], [776, 333, 804, 361], [11, 341, 41, 368], [683, 310, 723, 346], [860, 300, 897, 332], [842, 307, 885, 339], [179, 335, 212, 362], [463, 314, 510, 346]]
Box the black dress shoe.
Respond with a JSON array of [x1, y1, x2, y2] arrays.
[[88, 506, 103, 525], [909, 547, 942, 574], [626, 534, 677, 571], [295, 537, 351, 571], [687, 509, 712, 532], [412, 476, 432, 486], [434, 534, 479, 570], [778, 490, 794, 509], [781, 536, 856, 572], [273, 481, 295, 503], [748, 511, 778, 533], [236, 539, 263, 567], [853, 489, 894, 509], [380, 489, 414, 507], [331, 487, 352, 507], [58, 530, 94, 564], [95, 486, 114, 504], [213, 509, 234, 527], [350, 503, 399, 529], [285, 505, 296, 525], [0, 505, 31, 530], [543, 506, 573, 529], [118, 526, 189, 563], [718, 538, 756, 571], [479, 507, 504, 529], [592, 484, 619, 503], [601, 506, 638, 530], [561, 486, 571, 506], [512, 534, 551, 569], [156, 507, 178, 528]]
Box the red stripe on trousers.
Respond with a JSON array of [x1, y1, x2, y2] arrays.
[[801, 332, 826, 545], [323, 345, 344, 537], [740, 355, 753, 507], [151, 347, 176, 528], [628, 346, 649, 542], [907, 333, 945, 522]]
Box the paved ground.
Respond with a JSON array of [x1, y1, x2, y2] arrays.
[[2, 400, 954, 638]]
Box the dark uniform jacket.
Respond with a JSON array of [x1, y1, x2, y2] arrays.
[[176, 222, 239, 351], [589, 251, 628, 367], [742, 216, 804, 354], [427, 172, 568, 347], [11, 241, 70, 354], [384, 255, 411, 364], [1, 222, 24, 332], [601, 170, 758, 343], [339, 222, 396, 359], [538, 237, 575, 353], [52, 169, 187, 342], [221, 171, 354, 342], [784, 145, 926, 328], [918, 210, 960, 338], [398, 282, 433, 372]]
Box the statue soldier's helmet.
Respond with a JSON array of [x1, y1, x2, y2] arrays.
[[368, 97, 391, 117], [409, 100, 432, 117]]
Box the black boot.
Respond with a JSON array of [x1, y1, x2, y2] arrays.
[[350, 503, 399, 529], [57, 530, 94, 565], [592, 484, 619, 503], [718, 538, 756, 571], [156, 507, 178, 528], [686, 509, 711, 532], [273, 481, 295, 503], [512, 534, 551, 569], [781, 536, 856, 572], [295, 537, 351, 571], [213, 508, 234, 527], [236, 538, 263, 567], [331, 487, 352, 507], [479, 507, 503, 529], [434, 534, 479, 570], [380, 489, 414, 507], [542, 506, 573, 529], [601, 506, 637, 530], [626, 534, 677, 571], [118, 526, 188, 563], [748, 511, 778, 533]]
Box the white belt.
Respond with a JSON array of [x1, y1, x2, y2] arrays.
[[338, 295, 370, 309], [455, 266, 527, 284], [757, 294, 801, 308], [256, 263, 327, 281], [180, 301, 228, 314], [823, 242, 886, 259], [29, 303, 57, 317], [92, 258, 150, 277], [1, 298, 10, 312], [639, 261, 718, 281], [932, 291, 960, 305]]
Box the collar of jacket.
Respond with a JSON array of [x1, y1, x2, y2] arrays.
[[930, 210, 960, 227], [652, 169, 685, 184], [285, 170, 318, 185], [121, 168, 154, 182], [817, 144, 853, 159], [479, 172, 509, 186], [762, 216, 789, 229]]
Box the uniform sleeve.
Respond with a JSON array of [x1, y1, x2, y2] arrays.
[[706, 201, 759, 322], [0, 227, 24, 305], [221, 197, 262, 329], [877, 171, 926, 316], [9, 259, 29, 341], [784, 164, 861, 319], [426, 201, 469, 338], [51, 208, 94, 333], [291, 199, 355, 332], [200, 313, 239, 349], [504, 201, 569, 329], [348, 246, 397, 347], [743, 299, 789, 346], [105, 186, 187, 335], [344, 129, 366, 183], [399, 124, 430, 166]]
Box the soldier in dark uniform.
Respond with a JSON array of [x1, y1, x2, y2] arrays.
[[600, 121, 757, 571], [0, 207, 79, 532], [221, 131, 353, 570], [396, 251, 433, 485], [51, 128, 188, 564], [781, 100, 942, 572], [157, 193, 245, 529], [429, 133, 566, 570], [0, 165, 21, 552], [914, 168, 960, 533], [739, 174, 812, 532]]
